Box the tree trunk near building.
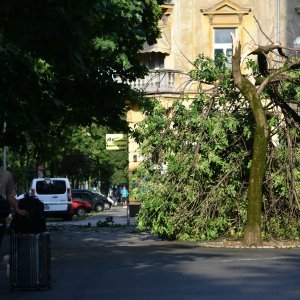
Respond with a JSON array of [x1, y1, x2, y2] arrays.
[[243, 105, 269, 246], [231, 37, 269, 246], [230, 32, 300, 245]]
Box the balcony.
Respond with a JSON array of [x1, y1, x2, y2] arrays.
[[129, 69, 198, 95]]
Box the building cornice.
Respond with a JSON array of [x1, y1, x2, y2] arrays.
[[201, 0, 251, 16]]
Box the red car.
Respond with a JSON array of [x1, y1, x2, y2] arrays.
[[71, 199, 92, 217]]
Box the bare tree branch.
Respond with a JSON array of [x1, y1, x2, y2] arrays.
[[257, 58, 300, 95]]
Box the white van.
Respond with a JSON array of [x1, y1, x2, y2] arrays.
[[30, 178, 72, 220]]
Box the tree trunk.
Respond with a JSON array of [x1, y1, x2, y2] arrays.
[[231, 38, 269, 246], [243, 110, 269, 246]]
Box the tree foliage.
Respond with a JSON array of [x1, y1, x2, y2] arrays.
[[49, 123, 128, 193], [131, 54, 300, 242], [2, 123, 128, 194], [0, 0, 162, 164]]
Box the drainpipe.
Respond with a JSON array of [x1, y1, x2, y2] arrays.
[[192, 0, 194, 60], [277, 0, 280, 43]]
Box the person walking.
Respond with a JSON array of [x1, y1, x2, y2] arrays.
[[0, 168, 27, 248], [112, 185, 118, 206], [120, 186, 128, 207]]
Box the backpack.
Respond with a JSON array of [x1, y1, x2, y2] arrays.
[[0, 195, 11, 219], [10, 193, 46, 233]]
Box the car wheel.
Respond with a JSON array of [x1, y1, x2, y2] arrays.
[[76, 207, 86, 217], [95, 203, 104, 212], [104, 202, 111, 210]]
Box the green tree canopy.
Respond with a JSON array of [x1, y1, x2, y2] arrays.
[[4, 122, 128, 194], [0, 0, 162, 160]]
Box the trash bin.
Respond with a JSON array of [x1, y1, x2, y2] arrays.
[[9, 193, 51, 290]]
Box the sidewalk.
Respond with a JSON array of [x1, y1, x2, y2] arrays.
[[47, 205, 136, 227], [46, 205, 165, 247]]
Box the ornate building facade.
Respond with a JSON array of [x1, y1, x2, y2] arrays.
[[127, 0, 300, 173]]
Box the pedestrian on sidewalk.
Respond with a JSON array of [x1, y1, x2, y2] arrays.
[[113, 185, 119, 206], [121, 186, 128, 207], [0, 168, 27, 255]]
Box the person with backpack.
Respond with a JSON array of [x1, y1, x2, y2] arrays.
[[0, 168, 27, 248]]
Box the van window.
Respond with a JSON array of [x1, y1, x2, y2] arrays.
[[36, 180, 66, 195]]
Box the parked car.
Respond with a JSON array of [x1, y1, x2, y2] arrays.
[[92, 192, 112, 210], [30, 178, 73, 220], [71, 199, 92, 217], [71, 189, 111, 212]]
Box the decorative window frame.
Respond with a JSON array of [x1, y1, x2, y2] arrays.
[[201, 0, 251, 59]]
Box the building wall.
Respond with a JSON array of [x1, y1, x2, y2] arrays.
[[165, 0, 300, 72], [128, 0, 300, 173], [282, 0, 300, 46]]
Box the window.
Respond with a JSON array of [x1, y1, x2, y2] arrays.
[[73, 192, 84, 199], [36, 180, 66, 195], [214, 28, 236, 66]]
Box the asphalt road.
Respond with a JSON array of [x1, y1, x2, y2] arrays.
[[1, 207, 300, 300]]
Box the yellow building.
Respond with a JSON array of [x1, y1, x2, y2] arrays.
[[127, 0, 300, 173]]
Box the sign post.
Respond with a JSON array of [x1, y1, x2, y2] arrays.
[[106, 134, 127, 151]]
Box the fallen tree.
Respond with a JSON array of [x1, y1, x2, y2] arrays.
[[131, 28, 300, 245]]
